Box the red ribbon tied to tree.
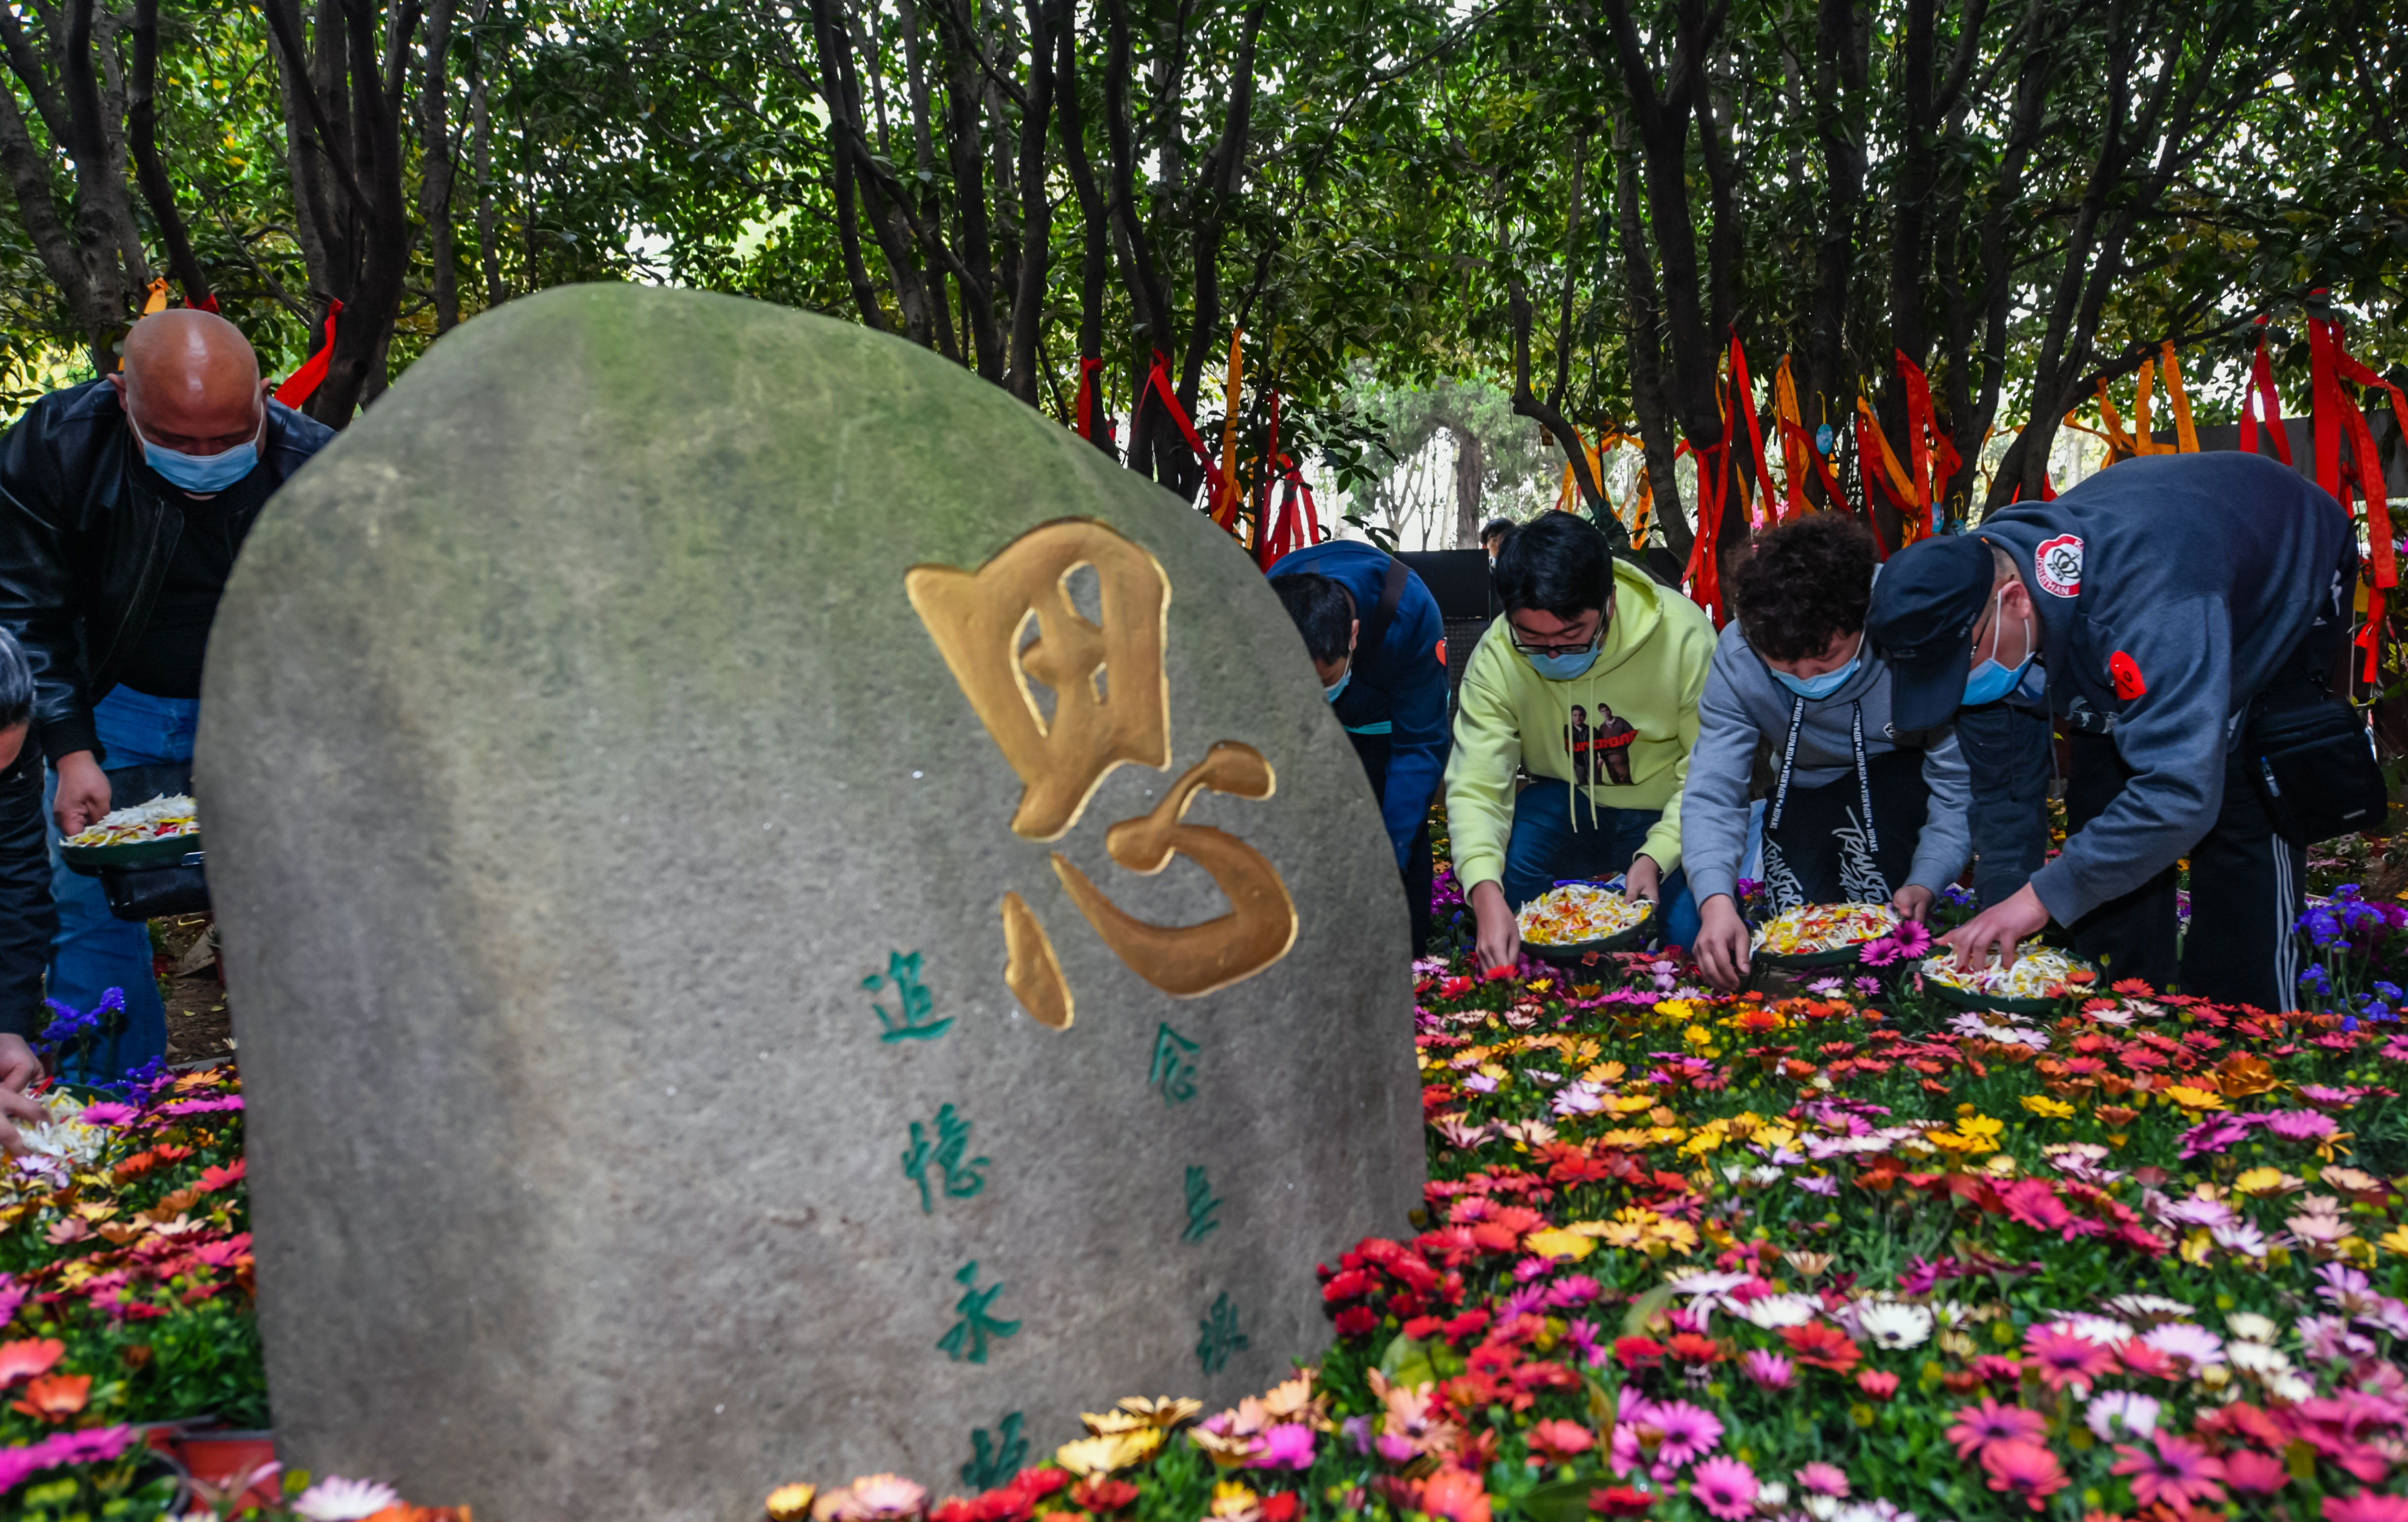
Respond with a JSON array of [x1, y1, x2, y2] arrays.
[[2307, 303, 2403, 682], [273, 299, 343, 408]]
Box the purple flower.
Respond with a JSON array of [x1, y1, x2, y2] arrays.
[[2264, 1109, 2339, 1142], [0, 1425, 134, 1493], [72, 1102, 137, 1128], [1794, 1173, 1839, 1196], [1853, 976, 1883, 997], [1342, 1415, 1374, 1456], [1546, 1275, 1603, 1308], [2176, 1113, 2256, 1160], [158, 1096, 244, 1117]]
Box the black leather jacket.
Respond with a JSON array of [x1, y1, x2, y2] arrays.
[[0, 379, 333, 762]]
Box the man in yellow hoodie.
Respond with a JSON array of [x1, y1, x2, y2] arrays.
[[1446, 512, 1716, 971]]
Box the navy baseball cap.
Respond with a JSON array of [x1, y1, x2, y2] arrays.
[[1865, 534, 1996, 730]]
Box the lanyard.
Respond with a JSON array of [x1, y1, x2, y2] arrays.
[[1767, 695, 1879, 857]]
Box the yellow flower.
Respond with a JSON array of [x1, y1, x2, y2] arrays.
[[1684, 1025, 1714, 1049], [1959, 1114, 2006, 1141], [1524, 1228, 1597, 1262], [1598, 1212, 1652, 1249], [2164, 1084, 2224, 1112], [1058, 1428, 1161, 1475], [1607, 1094, 1657, 1116], [2378, 1224, 2408, 1255], [1211, 1480, 1261, 1518], [2233, 1167, 2293, 1198], [1115, 1396, 1205, 1429], [766, 1484, 817, 1522], [2020, 1095, 2076, 1119]]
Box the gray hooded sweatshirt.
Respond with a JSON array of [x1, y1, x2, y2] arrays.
[[1680, 619, 1973, 907]]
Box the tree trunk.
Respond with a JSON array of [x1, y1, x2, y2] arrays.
[[1449, 421, 1486, 549]]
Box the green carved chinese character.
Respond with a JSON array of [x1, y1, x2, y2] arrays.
[[1196, 1291, 1248, 1374], [864, 951, 953, 1042], [938, 1260, 1021, 1365], [962, 1412, 1028, 1492], [903, 1104, 990, 1214], [1181, 1164, 1221, 1243], [1148, 1022, 1199, 1104]]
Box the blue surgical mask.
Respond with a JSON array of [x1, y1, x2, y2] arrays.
[[133, 410, 262, 494], [1769, 634, 1864, 700], [1526, 646, 1600, 680], [1323, 669, 1351, 704], [1963, 587, 2035, 706]]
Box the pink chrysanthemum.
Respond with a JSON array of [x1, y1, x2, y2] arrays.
[[1947, 1398, 2049, 1461], [1688, 1456, 1757, 1522], [1793, 1462, 1849, 1499], [1739, 1349, 1794, 1390], [2325, 1493, 2408, 1522], [1980, 1441, 2069, 1511], [1648, 1401, 1723, 1470], [2023, 1326, 2117, 1393], [2110, 1434, 2227, 1513]]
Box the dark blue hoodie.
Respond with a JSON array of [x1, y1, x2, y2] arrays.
[[1973, 451, 2354, 924], [1267, 541, 1450, 867]]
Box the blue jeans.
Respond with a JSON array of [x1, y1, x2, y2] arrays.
[[44, 687, 199, 1078], [1503, 778, 1703, 950]]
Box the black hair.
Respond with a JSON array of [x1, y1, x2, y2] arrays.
[[1272, 573, 1356, 664], [1491, 511, 1613, 618], [0, 627, 32, 733], [1481, 517, 1517, 546], [1726, 511, 1878, 662]]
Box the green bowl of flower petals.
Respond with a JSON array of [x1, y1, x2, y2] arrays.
[[1918, 946, 2093, 1015]]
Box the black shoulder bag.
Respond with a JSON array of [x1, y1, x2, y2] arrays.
[[2247, 684, 2387, 846]]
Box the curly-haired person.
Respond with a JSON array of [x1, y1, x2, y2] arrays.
[[1680, 512, 1972, 992]]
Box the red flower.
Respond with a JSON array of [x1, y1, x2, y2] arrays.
[[0, 1339, 65, 1387], [1588, 1488, 1655, 1517], [1334, 1305, 1379, 1338], [1259, 1495, 1300, 1522], [1613, 1336, 1665, 1370], [1778, 1322, 1861, 1374], [1855, 1369, 1899, 1402], [1665, 1334, 1722, 1365], [1527, 1420, 1595, 1464], [1402, 1316, 1445, 1341]]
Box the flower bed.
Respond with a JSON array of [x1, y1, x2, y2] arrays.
[[11, 948, 2408, 1521]]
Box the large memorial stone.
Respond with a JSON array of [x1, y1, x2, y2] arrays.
[[195, 284, 1425, 1522]]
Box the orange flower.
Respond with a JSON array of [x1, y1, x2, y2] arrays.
[[11, 1371, 90, 1422]]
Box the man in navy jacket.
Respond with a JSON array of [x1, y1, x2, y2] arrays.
[[1269, 541, 1451, 952], [1869, 452, 2356, 1007]]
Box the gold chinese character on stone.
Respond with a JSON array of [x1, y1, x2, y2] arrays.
[[1052, 742, 1296, 997], [905, 519, 1170, 842], [908, 520, 1295, 1020]]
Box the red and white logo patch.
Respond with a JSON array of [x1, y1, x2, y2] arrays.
[[2035, 534, 2083, 598]]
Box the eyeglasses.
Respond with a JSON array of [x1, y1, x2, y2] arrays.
[[1508, 612, 1606, 659]]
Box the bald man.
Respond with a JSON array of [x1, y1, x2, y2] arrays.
[[0, 309, 333, 1086]]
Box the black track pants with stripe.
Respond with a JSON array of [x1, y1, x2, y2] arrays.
[[2062, 731, 2305, 1010]]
